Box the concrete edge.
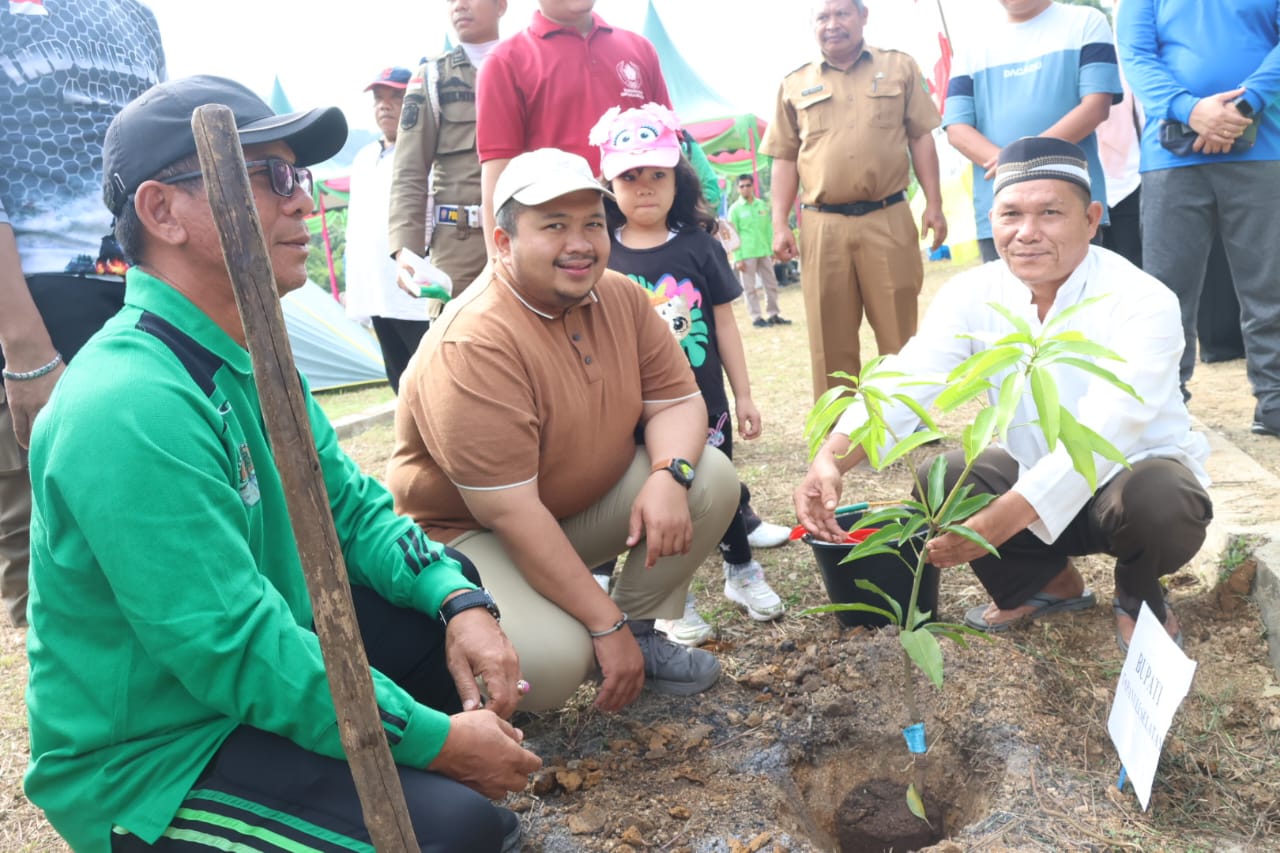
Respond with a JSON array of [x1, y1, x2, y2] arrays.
[[1189, 417, 1280, 678], [331, 399, 396, 441]]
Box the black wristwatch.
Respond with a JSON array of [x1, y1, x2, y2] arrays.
[[438, 588, 501, 625], [651, 456, 695, 489]]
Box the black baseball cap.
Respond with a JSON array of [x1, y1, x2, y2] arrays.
[[103, 74, 348, 216]]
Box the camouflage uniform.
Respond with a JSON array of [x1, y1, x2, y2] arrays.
[[388, 47, 487, 297]]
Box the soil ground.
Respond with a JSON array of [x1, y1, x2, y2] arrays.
[[2, 261, 1277, 852]]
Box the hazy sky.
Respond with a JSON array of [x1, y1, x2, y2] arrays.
[[144, 0, 1005, 137]]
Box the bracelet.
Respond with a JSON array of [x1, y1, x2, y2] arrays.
[[588, 612, 629, 638], [2, 351, 63, 382]]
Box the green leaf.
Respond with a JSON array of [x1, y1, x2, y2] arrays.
[[891, 393, 938, 430], [934, 375, 994, 412], [947, 346, 1027, 388], [856, 579, 903, 624], [856, 506, 913, 528], [986, 301, 1034, 338], [926, 454, 947, 515], [1038, 338, 1125, 361], [906, 783, 929, 824], [838, 544, 901, 562], [1076, 418, 1133, 469], [938, 523, 999, 557], [1030, 366, 1060, 451], [1057, 408, 1098, 490], [1041, 293, 1114, 333], [994, 370, 1025, 442], [961, 405, 998, 465], [880, 427, 947, 468], [908, 606, 933, 629], [803, 385, 858, 460], [925, 621, 997, 644], [946, 492, 998, 524], [900, 628, 944, 689], [800, 602, 898, 622], [899, 514, 930, 543], [1052, 357, 1142, 401]]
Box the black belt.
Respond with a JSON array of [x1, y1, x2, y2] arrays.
[[803, 191, 906, 217]]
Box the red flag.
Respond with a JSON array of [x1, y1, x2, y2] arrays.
[[930, 32, 953, 114]]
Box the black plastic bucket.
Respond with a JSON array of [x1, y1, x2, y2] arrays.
[[806, 511, 940, 629]]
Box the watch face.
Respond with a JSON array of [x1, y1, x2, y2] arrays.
[[676, 460, 695, 482]]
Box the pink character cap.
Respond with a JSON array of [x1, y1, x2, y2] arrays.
[[589, 102, 683, 180]]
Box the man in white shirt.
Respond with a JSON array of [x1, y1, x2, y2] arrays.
[[343, 66, 425, 391], [795, 137, 1212, 652]]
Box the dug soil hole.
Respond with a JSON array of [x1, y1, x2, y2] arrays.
[[789, 733, 997, 852]]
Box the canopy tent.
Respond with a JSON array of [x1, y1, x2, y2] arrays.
[[641, 2, 770, 198], [282, 281, 386, 391]]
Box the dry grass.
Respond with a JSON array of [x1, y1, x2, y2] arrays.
[[3, 258, 1274, 851]]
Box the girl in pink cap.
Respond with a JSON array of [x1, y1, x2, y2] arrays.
[[587, 104, 788, 642]]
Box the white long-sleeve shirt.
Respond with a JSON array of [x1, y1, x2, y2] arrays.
[[833, 246, 1211, 543], [344, 139, 428, 322]]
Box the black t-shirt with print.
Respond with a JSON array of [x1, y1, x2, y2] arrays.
[[607, 228, 743, 414]]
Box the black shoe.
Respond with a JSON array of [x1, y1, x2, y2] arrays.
[[768, 315, 792, 325], [1253, 405, 1280, 437], [498, 806, 522, 853], [752, 318, 769, 328]]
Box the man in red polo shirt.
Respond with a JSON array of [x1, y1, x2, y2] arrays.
[[476, 0, 671, 252]]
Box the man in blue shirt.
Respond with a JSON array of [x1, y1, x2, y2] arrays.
[[1118, 0, 1280, 436], [943, 0, 1121, 262]]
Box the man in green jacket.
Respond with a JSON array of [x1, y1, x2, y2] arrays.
[[24, 75, 539, 853], [728, 173, 789, 328]]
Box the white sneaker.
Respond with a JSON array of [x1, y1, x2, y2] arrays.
[[724, 561, 785, 621], [746, 521, 791, 549], [655, 592, 713, 646]]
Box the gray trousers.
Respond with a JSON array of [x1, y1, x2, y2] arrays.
[[918, 448, 1212, 621], [1141, 161, 1280, 414]]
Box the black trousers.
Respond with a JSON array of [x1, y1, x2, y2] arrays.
[[917, 449, 1212, 621], [0, 274, 125, 371], [1102, 188, 1143, 268], [371, 315, 432, 393], [1197, 235, 1245, 361], [112, 549, 514, 852]]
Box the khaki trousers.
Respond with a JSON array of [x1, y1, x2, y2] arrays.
[[798, 201, 923, 400], [738, 256, 780, 322], [450, 446, 738, 710], [428, 221, 489, 300], [0, 386, 30, 628]]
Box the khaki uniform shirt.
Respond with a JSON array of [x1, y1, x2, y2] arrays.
[[387, 47, 483, 260], [760, 45, 940, 205], [388, 265, 699, 543]]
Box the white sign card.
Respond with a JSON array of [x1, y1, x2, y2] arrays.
[[1107, 602, 1198, 810]]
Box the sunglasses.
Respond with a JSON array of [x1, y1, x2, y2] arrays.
[[158, 157, 314, 200]]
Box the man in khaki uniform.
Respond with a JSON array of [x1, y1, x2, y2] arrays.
[[763, 0, 947, 400], [387, 0, 506, 304]]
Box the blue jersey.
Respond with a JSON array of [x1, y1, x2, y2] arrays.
[[943, 2, 1121, 238], [0, 0, 166, 275], [1118, 0, 1280, 172]]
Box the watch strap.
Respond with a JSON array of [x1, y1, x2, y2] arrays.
[[438, 588, 500, 625]]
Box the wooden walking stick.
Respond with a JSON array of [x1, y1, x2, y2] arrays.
[[190, 104, 419, 852]]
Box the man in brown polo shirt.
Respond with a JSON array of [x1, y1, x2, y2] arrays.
[[388, 148, 738, 713], [763, 0, 948, 400]]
